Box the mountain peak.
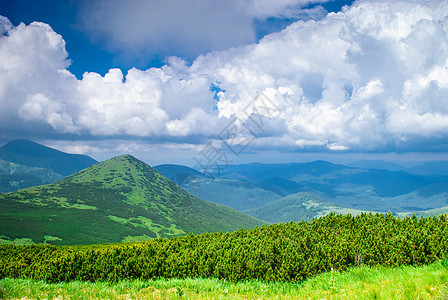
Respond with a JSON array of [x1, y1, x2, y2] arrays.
[[64, 154, 154, 190], [0, 154, 264, 244], [113, 154, 138, 160]]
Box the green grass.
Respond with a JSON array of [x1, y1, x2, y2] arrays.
[[1, 260, 447, 299]]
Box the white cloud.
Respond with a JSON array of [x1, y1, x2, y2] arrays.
[[1, 0, 448, 154], [0, 16, 12, 35], [76, 0, 330, 63], [0, 20, 75, 133]]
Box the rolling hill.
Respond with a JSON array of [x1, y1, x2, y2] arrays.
[[0, 140, 97, 176], [0, 155, 265, 245], [248, 192, 368, 223]]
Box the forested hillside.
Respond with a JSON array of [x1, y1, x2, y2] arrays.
[[1, 213, 446, 283]]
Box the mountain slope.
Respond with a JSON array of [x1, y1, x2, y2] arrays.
[[0, 140, 97, 176], [248, 192, 368, 223], [155, 164, 281, 211], [154, 164, 208, 180], [256, 177, 304, 197], [198, 178, 281, 211], [0, 155, 264, 245], [0, 159, 65, 193]]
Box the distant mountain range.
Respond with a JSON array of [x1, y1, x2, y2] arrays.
[[0, 155, 264, 245], [156, 160, 448, 221], [248, 192, 368, 223], [0, 140, 97, 193], [154, 164, 281, 211]]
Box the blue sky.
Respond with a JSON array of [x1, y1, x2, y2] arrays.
[[1, 0, 354, 78], [0, 0, 448, 166]]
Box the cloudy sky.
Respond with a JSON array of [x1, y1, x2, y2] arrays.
[[1, 0, 447, 166]]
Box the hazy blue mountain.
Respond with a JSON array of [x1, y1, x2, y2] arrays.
[[256, 177, 303, 197], [154, 164, 210, 197], [0, 140, 97, 176], [154, 164, 208, 180], [325, 169, 433, 197], [346, 160, 407, 171], [198, 178, 281, 212], [223, 161, 448, 213], [214, 160, 348, 182], [287, 168, 448, 212], [406, 161, 448, 176], [154, 163, 281, 211], [249, 192, 368, 223]]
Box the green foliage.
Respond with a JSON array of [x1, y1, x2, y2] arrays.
[[1, 260, 448, 299], [1, 213, 447, 284]]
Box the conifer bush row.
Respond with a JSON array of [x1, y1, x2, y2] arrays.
[[1, 213, 447, 283]]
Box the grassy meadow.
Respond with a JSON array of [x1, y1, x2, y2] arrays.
[[1, 260, 447, 299]]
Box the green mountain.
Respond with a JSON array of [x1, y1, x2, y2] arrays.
[[0, 155, 264, 245], [248, 192, 368, 223], [0, 140, 97, 176], [0, 159, 64, 193]]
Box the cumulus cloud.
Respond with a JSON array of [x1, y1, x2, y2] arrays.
[[76, 0, 331, 64], [1, 0, 448, 154], [0, 16, 13, 35]]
